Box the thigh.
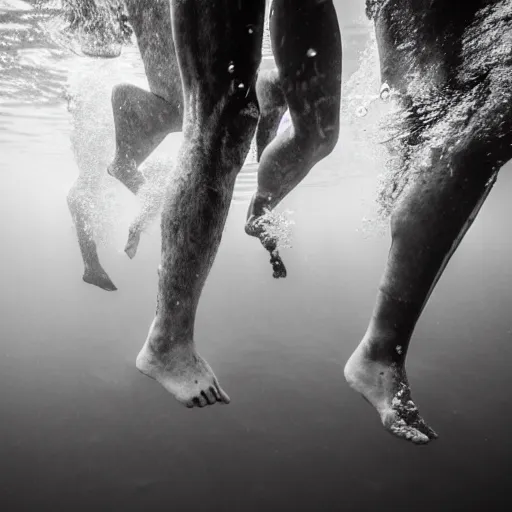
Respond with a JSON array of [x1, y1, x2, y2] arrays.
[[171, 0, 265, 94], [171, 0, 266, 130], [124, 0, 182, 103], [374, 0, 487, 92], [270, 0, 341, 134]]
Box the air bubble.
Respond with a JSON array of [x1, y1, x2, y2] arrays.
[[380, 82, 390, 101], [356, 106, 368, 117], [253, 209, 295, 250]]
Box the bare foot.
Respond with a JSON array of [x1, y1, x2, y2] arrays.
[[245, 214, 287, 279], [269, 250, 287, 279], [124, 226, 141, 259], [83, 266, 117, 291], [136, 326, 230, 408], [344, 345, 438, 445]]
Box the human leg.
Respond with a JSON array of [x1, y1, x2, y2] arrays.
[[345, 113, 512, 444], [67, 176, 117, 291], [245, 0, 342, 278], [108, 0, 183, 195], [136, 0, 266, 407]]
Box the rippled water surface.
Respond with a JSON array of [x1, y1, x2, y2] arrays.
[[1, 1, 512, 511]]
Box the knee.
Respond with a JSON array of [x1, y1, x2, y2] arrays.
[[290, 101, 340, 160], [226, 88, 260, 136], [300, 122, 339, 161]]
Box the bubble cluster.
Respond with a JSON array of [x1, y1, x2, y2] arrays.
[[374, 0, 511, 220], [254, 208, 295, 250]]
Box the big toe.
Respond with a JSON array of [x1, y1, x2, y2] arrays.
[[98, 274, 118, 292], [419, 421, 438, 440], [192, 395, 208, 408], [215, 382, 231, 404]]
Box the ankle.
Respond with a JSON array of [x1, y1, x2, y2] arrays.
[[360, 326, 408, 365], [146, 315, 192, 357]]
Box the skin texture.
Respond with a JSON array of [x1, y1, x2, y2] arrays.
[[134, 0, 342, 407], [245, 0, 342, 278], [66, 0, 181, 291], [344, 0, 512, 444], [66, 0, 512, 429], [135, 0, 266, 407], [66, 0, 276, 289]]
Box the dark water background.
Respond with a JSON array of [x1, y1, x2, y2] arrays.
[[1, 1, 512, 510]]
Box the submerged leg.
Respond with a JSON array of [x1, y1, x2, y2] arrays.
[[108, 84, 182, 194], [135, 0, 266, 407], [108, 0, 184, 256], [245, 0, 342, 278], [108, 0, 183, 258], [124, 164, 170, 259], [344, 0, 512, 444], [68, 1, 183, 287], [109, 0, 182, 194], [255, 68, 287, 161], [67, 177, 117, 291], [345, 132, 510, 444]]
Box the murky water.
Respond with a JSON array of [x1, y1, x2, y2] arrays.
[[1, 1, 512, 511]]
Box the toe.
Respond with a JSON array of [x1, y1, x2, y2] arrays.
[[209, 385, 221, 402], [194, 395, 208, 408], [83, 271, 118, 291], [418, 421, 438, 440], [214, 381, 231, 404], [409, 429, 430, 445], [201, 389, 216, 405], [389, 422, 430, 445], [102, 280, 118, 292]]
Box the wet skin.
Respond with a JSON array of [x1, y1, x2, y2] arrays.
[[67, 0, 181, 292], [245, 0, 342, 279], [345, 0, 512, 444], [136, 0, 266, 408], [67, 0, 277, 289], [67, 1, 512, 429], [110, 0, 341, 408]]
